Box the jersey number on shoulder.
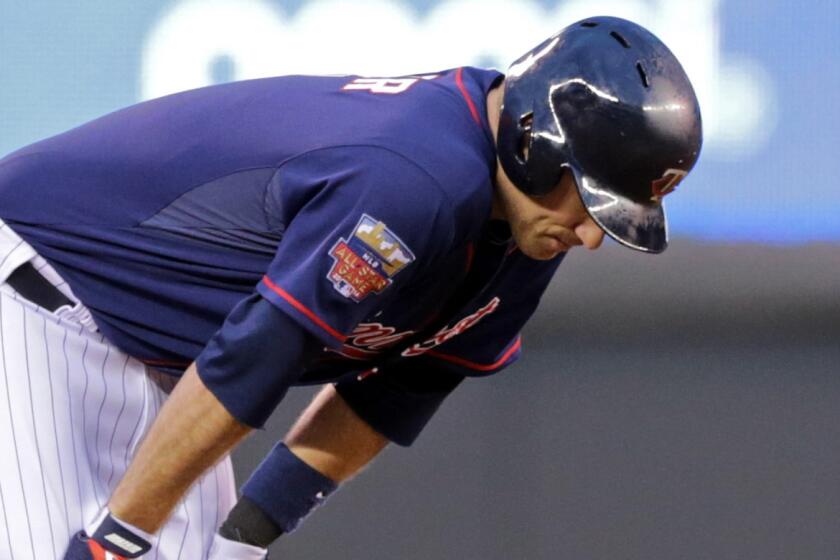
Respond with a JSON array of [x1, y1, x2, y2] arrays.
[[342, 75, 438, 95]]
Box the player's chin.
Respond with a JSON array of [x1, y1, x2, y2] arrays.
[[521, 235, 569, 260]]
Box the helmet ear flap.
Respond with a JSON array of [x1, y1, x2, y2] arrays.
[[522, 102, 567, 195], [497, 96, 532, 192], [499, 95, 568, 196]]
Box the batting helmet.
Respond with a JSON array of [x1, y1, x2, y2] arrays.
[[497, 16, 703, 253]]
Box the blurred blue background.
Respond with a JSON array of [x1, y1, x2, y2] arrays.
[[1, 0, 838, 244]]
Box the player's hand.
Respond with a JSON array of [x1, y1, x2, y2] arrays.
[[63, 531, 131, 559], [63, 510, 153, 559]]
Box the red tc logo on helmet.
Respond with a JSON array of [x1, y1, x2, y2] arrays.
[[651, 168, 688, 202]]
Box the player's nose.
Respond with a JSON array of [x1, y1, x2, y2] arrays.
[[575, 216, 605, 250]]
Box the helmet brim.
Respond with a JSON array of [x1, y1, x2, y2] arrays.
[[572, 169, 668, 253]]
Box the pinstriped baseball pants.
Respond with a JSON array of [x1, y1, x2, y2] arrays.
[[0, 221, 237, 559]]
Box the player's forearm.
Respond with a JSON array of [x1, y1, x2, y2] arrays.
[[285, 384, 389, 481], [108, 363, 252, 532], [218, 385, 388, 549]]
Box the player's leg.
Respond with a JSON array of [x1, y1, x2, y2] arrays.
[[0, 276, 134, 559]]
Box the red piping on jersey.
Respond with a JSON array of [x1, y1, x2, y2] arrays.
[[142, 358, 190, 368], [261, 276, 346, 342], [464, 242, 475, 274], [425, 336, 522, 372], [455, 67, 482, 126]]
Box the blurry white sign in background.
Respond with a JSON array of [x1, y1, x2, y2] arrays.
[[142, 0, 777, 162]]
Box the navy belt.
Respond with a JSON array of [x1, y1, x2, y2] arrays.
[[6, 262, 74, 312]]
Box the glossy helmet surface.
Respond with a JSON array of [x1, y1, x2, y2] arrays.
[[497, 16, 703, 253]]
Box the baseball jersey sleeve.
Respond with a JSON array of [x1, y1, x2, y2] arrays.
[[256, 146, 456, 348], [197, 293, 325, 427]]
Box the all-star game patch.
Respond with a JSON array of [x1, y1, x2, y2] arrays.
[[327, 214, 416, 302]]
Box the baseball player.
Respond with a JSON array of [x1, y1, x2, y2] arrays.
[[0, 16, 701, 559]]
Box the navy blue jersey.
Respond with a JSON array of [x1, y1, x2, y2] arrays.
[[0, 67, 565, 444]]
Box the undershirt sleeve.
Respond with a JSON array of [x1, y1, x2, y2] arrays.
[[334, 356, 465, 446]]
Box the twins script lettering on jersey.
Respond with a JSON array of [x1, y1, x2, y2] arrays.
[[349, 323, 416, 351], [333, 297, 502, 360], [334, 323, 416, 359], [402, 297, 501, 357]]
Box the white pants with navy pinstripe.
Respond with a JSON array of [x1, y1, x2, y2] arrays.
[[0, 221, 238, 559]]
